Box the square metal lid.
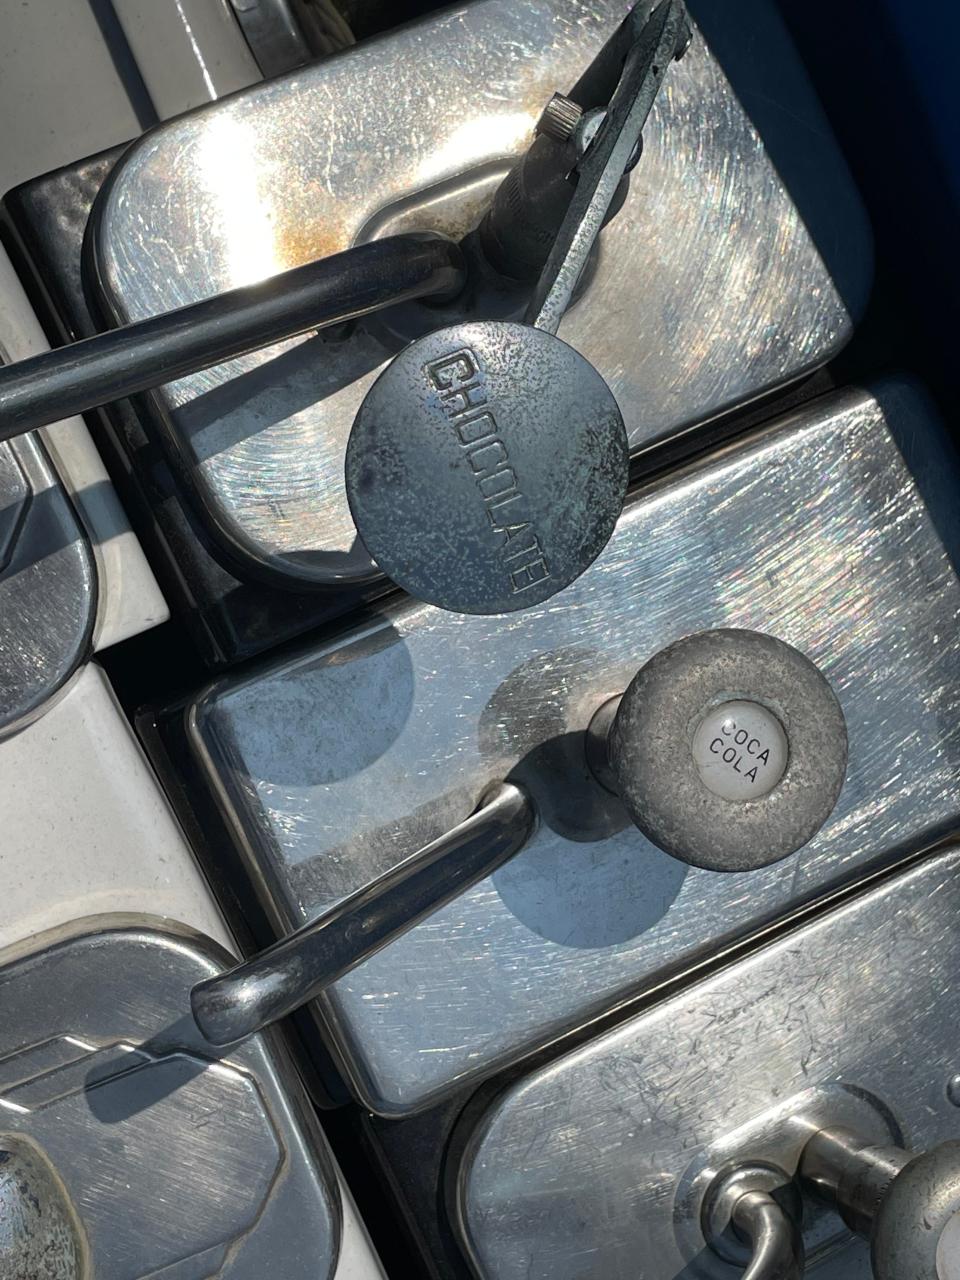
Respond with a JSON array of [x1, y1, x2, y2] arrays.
[[181, 381, 960, 1114], [90, 0, 871, 588], [0, 920, 341, 1279], [456, 846, 960, 1279]]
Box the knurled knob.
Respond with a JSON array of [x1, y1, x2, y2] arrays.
[[535, 93, 584, 143]]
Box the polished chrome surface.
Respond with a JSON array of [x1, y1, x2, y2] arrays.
[[702, 1162, 805, 1273], [183, 382, 960, 1115], [690, 1087, 900, 1268], [457, 847, 960, 1280], [0, 921, 340, 1279], [191, 782, 535, 1045], [731, 1188, 805, 1280], [0, 348, 95, 736], [92, 0, 869, 585], [800, 1129, 960, 1280]]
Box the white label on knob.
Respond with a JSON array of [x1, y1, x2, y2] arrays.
[[691, 700, 788, 802]]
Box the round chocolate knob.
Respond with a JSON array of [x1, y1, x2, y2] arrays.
[[603, 629, 848, 872], [871, 1143, 960, 1280], [344, 321, 628, 615]]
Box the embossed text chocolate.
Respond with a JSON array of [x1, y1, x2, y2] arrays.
[[426, 348, 552, 595]]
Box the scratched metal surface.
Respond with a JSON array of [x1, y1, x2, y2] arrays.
[[456, 847, 960, 1280], [0, 922, 340, 1279], [0, 347, 95, 736], [90, 0, 869, 586], [183, 383, 960, 1115]]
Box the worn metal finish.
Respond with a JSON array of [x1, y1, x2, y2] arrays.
[[0, 922, 340, 1278], [522, 0, 691, 334], [685, 1089, 902, 1264], [609, 629, 848, 871], [730, 1188, 805, 1280], [345, 322, 628, 613], [344, 1, 685, 612], [536, 94, 584, 144], [191, 782, 535, 1045], [0, 347, 96, 737], [0, 235, 464, 444], [801, 1128, 911, 1240], [0, 1138, 87, 1279], [91, 0, 869, 586], [181, 383, 960, 1115], [679, 1084, 901, 1270], [457, 847, 960, 1280], [863, 1142, 960, 1280], [702, 1162, 804, 1272]]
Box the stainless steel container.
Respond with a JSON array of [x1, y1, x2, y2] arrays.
[[90, 0, 870, 588], [179, 380, 960, 1114]]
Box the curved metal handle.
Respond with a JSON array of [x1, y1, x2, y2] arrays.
[[732, 1189, 806, 1280], [191, 781, 535, 1045], [0, 232, 465, 440], [703, 1164, 805, 1280]]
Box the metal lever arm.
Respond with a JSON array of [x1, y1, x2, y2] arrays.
[[0, 233, 465, 440], [800, 1127, 960, 1280], [733, 1191, 806, 1280], [525, 0, 691, 333], [191, 781, 534, 1045], [193, 626, 848, 1047], [703, 1164, 806, 1280]]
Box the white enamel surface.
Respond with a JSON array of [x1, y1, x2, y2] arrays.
[[691, 700, 788, 801], [0, 664, 226, 952]]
